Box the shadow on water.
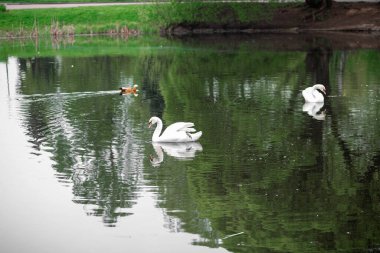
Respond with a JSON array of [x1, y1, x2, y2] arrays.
[[3, 32, 380, 251]]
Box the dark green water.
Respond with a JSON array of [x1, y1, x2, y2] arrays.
[[1, 34, 380, 253]]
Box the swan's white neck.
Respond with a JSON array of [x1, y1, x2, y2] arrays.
[[152, 118, 163, 142]]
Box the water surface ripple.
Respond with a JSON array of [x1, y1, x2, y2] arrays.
[[1, 35, 380, 253]]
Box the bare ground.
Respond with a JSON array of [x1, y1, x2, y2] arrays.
[[261, 1, 380, 32], [164, 2, 380, 35]]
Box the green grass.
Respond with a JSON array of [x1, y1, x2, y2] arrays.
[[144, 2, 282, 27], [0, 2, 286, 37], [0, 4, 6, 12], [0, 5, 146, 37]]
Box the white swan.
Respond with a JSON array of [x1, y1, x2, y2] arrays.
[[148, 116, 202, 143], [302, 84, 326, 103]]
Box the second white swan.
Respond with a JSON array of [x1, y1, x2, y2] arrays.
[[148, 116, 202, 143], [302, 84, 326, 103]]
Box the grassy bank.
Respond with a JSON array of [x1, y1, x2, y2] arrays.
[[0, 5, 144, 37], [0, 2, 284, 38]]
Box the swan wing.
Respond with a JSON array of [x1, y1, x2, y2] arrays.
[[302, 87, 324, 102], [302, 87, 313, 101], [158, 122, 202, 142], [163, 122, 194, 135], [170, 122, 193, 130]]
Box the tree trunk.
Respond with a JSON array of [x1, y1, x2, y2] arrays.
[[304, 0, 332, 21], [305, 0, 332, 9]]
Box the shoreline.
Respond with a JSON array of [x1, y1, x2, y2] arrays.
[[1, 1, 379, 38]]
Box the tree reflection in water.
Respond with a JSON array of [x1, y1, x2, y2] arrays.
[[12, 34, 380, 251]]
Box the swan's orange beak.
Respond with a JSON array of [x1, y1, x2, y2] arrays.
[[148, 122, 152, 128]]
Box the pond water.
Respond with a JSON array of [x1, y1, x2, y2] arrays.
[[0, 34, 380, 253]]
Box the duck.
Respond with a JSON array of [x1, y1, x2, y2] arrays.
[[302, 84, 326, 103], [148, 116, 202, 143], [119, 85, 138, 96]]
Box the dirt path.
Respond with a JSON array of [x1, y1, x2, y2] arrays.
[[5, 2, 147, 10]]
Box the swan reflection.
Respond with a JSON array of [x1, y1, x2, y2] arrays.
[[150, 142, 203, 167], [303, 102, 326, 120]]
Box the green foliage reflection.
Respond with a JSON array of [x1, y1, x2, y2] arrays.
[[11, 36, 380, 251]]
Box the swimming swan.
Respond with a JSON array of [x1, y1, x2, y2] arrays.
[[302, 84, 326, 103], [148, 116, 202, 143]]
